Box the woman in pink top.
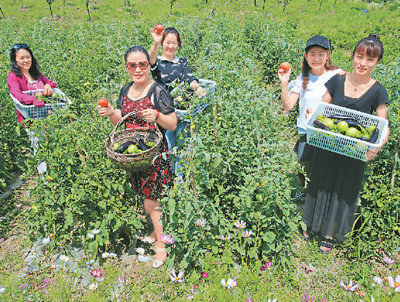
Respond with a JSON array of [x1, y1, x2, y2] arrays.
[[7, 43, 57, 126]]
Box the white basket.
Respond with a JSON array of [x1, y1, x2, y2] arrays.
[[305, 103, 388, 162], [172, 79, 216, 121], [10, 88, 71, 120]]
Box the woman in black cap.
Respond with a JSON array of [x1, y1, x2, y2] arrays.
[[304, 34, 390, 254], [278, 35, 341, 202]]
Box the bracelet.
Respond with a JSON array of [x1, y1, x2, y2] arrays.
[[156, 110, 160, 120]]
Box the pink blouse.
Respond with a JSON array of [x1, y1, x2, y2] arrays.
[[7, 71, 57, 125]]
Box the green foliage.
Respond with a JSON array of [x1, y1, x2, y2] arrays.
[[24, 110, 143, 256], [162, 18, 302, 269]]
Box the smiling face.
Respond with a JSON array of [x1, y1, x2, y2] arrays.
[[15, 49, 32, 72], [125, 51, 150, 84], [352, 50, 379, 76], [162, 33, 179, 57], [304, 46, 331, 73]]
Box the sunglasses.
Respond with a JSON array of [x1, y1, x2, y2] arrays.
[[126, 61, 149, 71], [12, 43, 30, 51]]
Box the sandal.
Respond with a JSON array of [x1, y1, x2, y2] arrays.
[[302, 231, 311, 241], [294, 190, 306, 203], [302, 227, 312, 241], [319, 238, 334, 254], [152, 247, 167, 269]]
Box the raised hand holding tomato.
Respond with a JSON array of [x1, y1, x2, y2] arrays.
[[154, 24, 164, 34], [279, 62, 291, 72], [278, 62, 292, 84], [150, 26, 164, 45]]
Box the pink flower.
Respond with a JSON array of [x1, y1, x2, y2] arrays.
[[301, 263, 314, 273], [388, 275, 400, 291], [241, 230, 253, 238], [220, 234, 231, 241], [201, 272, 208, 278], [169, 269, 184, 283], [339, 279, 360, 291], [260, 261, 272, 271], [90, 269, 104, 281], [195, 219, 206, 227], [234, 220, 247, 229], [221, 278, 237, 289], [303, 293, 316, 302], [214, 261, 219, 265], [383, 256, 395, 264], [160, 233, 175, 245], [43, 278, 52, 285]]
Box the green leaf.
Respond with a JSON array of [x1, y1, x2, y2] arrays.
[[263, 231, 276, 243]]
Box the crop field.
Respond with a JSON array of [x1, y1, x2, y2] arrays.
[[0, 0, 399, 301]]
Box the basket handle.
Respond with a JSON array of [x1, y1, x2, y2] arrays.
[[109, 111, 158, 146]]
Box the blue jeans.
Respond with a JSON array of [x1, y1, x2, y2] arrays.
[[166, 120, 191, 175]]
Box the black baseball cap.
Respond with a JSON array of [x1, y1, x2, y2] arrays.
[[305, 35, 332, 51]]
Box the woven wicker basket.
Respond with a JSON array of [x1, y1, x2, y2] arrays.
[[105, 111, 163, 172]]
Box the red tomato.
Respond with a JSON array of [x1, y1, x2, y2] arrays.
[[98, 98, 108, 107], [154, 24, 164, 34], [279, 62, 291, 72]]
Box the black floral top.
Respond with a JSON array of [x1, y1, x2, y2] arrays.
[[116, 82, 175, 200], [151, 56, 198, 93]]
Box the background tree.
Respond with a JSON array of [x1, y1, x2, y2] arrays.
[[0, 6, 5, 18], [86, 0, 92, 20], [46, 0, 54, 18], [126, 0, 134, 16], [169, 0, 176, 15]]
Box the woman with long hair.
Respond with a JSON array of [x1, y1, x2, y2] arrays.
[[149, 27, 206, 173], [278, 35, 341, 202], [7, 43, 57, 125]]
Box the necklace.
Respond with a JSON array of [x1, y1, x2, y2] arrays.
[[347, 76, 371, 92], [131, 80, 153, 99], [131, 86, 146, 99]]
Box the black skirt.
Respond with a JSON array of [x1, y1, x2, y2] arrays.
[[302, 148, 366, 241]]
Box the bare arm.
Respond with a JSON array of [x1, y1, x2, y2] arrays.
[[321, 90, 333, 103], [149, 28, 163, 65], [366, 104, 390, 161], [141, 109, 177, 131], [97, 104, 122, 127]]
